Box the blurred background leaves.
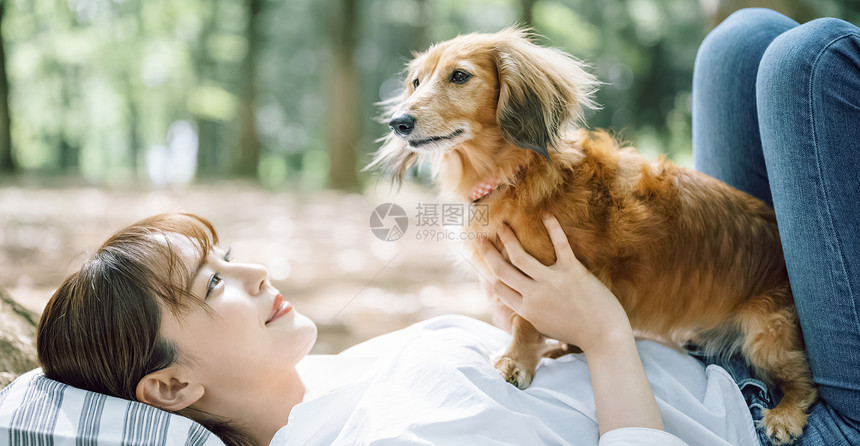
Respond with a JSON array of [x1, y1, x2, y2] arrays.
[[1, 0, 856, 188], [0, 0, 858, 360]]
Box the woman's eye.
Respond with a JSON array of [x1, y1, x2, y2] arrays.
[[206, 273, 223, 298], [412, 78, 420, 89], [450, 70, 471, 84]]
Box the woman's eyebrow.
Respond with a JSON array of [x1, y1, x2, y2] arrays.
[[189, 245, 222, 282], [189, 250, 210, 283]]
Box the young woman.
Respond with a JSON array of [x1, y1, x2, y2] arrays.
[[36, 212, 754, 446]]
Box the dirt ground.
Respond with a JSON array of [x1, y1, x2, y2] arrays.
[[0, 177, 492, 358]]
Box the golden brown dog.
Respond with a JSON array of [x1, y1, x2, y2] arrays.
[[369, 28, 816, 444]]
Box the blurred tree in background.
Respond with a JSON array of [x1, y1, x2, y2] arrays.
[[328, 0, 362, 191], [0, 1, 12, 174], [0, 0, 856, 187]]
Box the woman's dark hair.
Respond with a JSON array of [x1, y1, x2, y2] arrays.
[[37, 213, 256, 445]]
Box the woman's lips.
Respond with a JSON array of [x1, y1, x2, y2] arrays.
[[266, 294, 292, 324]]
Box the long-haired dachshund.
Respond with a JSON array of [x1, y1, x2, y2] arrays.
[[368, 28, 816, 444]]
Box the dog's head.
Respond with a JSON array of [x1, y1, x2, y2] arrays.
[[368, 28, 599, 192]]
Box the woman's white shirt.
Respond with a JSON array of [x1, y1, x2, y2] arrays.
[[271, 315, 757, 445]]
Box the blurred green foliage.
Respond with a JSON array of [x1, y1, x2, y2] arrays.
[[0, 0, 856, 187]]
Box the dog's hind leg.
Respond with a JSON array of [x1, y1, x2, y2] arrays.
[[737, 289, 818, 445], [542, 341, 583, 359], [493, 314, 545, 389]]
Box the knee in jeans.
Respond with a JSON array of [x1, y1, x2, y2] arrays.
[[758, 18, 860, 96], [697, 8, 795, 66], [786, 17, 858, 49]]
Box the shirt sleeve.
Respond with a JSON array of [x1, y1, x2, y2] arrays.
[[599, 427, 690, 446]]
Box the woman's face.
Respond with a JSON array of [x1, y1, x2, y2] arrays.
[[160, 234, 317, 397]]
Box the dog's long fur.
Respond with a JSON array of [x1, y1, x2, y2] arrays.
[[370, 29, 816, 444]]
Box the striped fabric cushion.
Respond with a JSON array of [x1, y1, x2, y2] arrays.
[[0, 369, 225, 446]]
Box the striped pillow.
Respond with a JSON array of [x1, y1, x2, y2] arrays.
[[0, 369, 224, 446]]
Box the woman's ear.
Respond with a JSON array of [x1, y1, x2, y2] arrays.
[[136, 365, 205, 412], [493, 29, 600, 159]]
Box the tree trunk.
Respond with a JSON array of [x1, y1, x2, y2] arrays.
[[326, 0, 361, 191], [235, 0, 263, 178], [519, 0, 537, 29], [412, 0, 430, 52], [0, 288, 38, 388], [194, 1, 220, 178], [0, 1, 16, 173], [124, 79, 140, 172], [57, 65, 79, 172], [124, 5, 143, 173]]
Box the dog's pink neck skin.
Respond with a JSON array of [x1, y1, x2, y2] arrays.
[[468, 163, 531, 203], [471, 178, 501, 202]]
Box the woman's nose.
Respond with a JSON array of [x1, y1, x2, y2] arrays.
[[240, 263, 269, 295]]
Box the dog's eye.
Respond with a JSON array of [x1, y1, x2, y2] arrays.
[[412, 79, 420, 89], [450, 70, 472, 84]]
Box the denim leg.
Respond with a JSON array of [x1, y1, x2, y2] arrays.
[[692, 8, 798, 206], [685, 346, 782, 445], [757, 16, 860, 444]]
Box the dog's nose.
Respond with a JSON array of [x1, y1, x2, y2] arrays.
[[389, 114, 416, 137]]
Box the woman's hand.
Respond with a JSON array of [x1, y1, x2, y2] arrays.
[[480, 276, 517, 334], [478, 213, 633, 353], [478, 213, 664, 435]]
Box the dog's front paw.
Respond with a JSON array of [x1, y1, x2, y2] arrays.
[[492, 355, 534, 389], [760, 405, 807, 445]]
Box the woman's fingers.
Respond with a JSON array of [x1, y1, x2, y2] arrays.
[[490, 278, 523, 313], [498, 224, 544, 277], [541, 213, 578, 267], [479, 238, 533, 293]]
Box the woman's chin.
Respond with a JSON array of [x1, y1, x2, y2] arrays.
[[293, 312, 318, 358]]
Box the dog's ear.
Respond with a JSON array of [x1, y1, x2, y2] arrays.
[[493, 29, 599, 159]]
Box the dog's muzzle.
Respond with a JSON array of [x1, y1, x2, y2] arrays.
[[389, 114, 416, 137]]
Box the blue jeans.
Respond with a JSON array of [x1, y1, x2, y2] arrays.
[[692, 8, 860, 445]]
